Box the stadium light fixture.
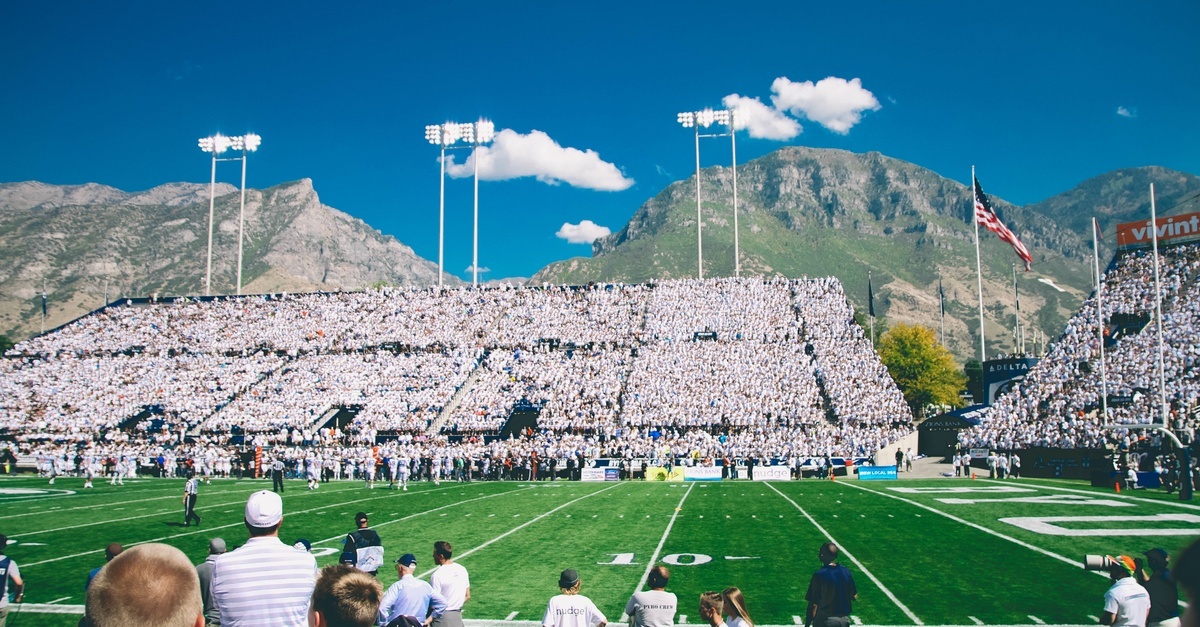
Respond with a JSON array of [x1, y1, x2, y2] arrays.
[[425, 119, 495, 288], [198, 133, 261, 296], [676, 108, 740, 279]]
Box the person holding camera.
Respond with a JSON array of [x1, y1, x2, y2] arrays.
[[1100, 555, 1151, 627]]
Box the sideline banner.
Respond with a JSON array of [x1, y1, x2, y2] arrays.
[[858, 465, 898, 481], [605, 468, 620, 481], [646, 466, 686, 482], [752, 466, 791, 481], [581, 468, 606, 482], [684, 467, 723, 481]]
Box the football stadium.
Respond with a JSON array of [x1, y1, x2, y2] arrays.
[[3, 5, 1200, 627], [1, 238, 1198, 626]]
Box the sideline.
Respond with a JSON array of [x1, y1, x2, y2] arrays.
[[632, 482, 693, 595], [417, 482, 625, 578], [766, 482, 923, 626]]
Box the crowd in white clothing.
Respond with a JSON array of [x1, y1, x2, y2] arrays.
[[965, 243, 1200, 450]]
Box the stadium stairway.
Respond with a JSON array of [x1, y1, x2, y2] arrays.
[[424, 348, 491, 435]]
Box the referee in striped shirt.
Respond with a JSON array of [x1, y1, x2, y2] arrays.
[[184, 471, 202, 527]]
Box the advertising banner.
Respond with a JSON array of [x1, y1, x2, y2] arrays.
[[604, 468, 621, 481], [646, 466, 685, 482], [983, 358, 1038, 405], [857, 465, 899, 481], [581, 468, 606, 482], [751, 466, 791, 481], [1116, 211, 1200, 251], [684, 467, 723, 481]]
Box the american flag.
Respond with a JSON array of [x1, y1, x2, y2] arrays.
[[974, 177, 1032, 270]]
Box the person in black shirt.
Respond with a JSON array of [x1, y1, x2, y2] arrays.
[[341, 512, 383, 577], [271, 458, 285, 493], [804, 542, 857, 627], [1137, 548, 1179, 627]]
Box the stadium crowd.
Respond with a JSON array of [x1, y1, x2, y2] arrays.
[[965, 243, 1200, 451], [2, 277, 921, 469]]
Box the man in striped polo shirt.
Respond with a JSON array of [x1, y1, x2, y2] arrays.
[[211, 490, 317, 626]]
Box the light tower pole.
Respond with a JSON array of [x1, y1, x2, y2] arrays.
[[425, 119, 494, 287], [677, 108, 738, 280]]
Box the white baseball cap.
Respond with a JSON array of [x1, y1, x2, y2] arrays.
[[245, 490, 283, 527]]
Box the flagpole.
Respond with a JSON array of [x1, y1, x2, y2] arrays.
[[1149, 184, 1168, 426], [868, 270, 875, 346], [1092, 216, 1109, 423], [973, 167, 987, 363], [938, 277, 945, 348]]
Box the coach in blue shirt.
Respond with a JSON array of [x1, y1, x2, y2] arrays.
[[378, 553, 448, 627], [804, 542, 858, 627]]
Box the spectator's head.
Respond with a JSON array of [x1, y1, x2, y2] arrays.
[[1176, 539, 1200, 627], [1143, 547, 1169, 572], [0, 534, 7, 553], [558, 569, 581, 594], [433, 541, 453, 564], [722, 587, 753, 625], [208, 538, 226, 556], [245, 490, 283, 537], [355, 512, 369, 528], [699, 592, 724, 627], [307, 564, 383, 627], [84, 543, 203, 627], [104, 543, 123, 561], [1107, 555, 1137, 582], [819, 542, 839, 566], [647, 564, 670, 590], [395, 553, 417, 577]]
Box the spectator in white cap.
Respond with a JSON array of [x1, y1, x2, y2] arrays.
[[210, 490, 317, 627]]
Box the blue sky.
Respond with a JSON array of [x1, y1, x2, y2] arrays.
[[2, 2, 1197, 281]]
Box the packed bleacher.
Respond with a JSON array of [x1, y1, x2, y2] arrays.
[[2, 277, 920, 469], [964, 242, 1200, 450]]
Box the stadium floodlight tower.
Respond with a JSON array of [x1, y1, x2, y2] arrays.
[[425, 119, 495, 287], [198, 133, 233, 296], [229, 133, 262, 295], [677, 108, 739, 279]]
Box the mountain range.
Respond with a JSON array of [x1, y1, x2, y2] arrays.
[[3, 147, 1197, 363]]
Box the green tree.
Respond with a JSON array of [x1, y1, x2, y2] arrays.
[[0, 334, 12, 354], [878, 323, 967, 418]]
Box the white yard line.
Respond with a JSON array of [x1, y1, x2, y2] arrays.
[[417, 483, 624, 578], [967, 618, 983, 625], [633, 483, 694, 595], [981, 479, 1200, 511], [21, 482, 494, 568], [310, 485, 539, 546], [506, 612, 520, 620], [45, 596, 71, 604], [766, 483, 923, 626], [844, 478, 1190, 605], [1029, 616, 1046, 624]]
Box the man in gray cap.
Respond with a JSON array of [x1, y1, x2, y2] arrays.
[[377, 553, 448, 627], [211, 490, 317, 626], [197, 538, 227, 626]]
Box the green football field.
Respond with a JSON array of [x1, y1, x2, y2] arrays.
[[2, 475, 1197, 627]]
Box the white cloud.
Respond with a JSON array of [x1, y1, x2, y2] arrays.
[[556, 220, 612, 244], [771, 76, 881, 134], [721, 93, 802, 140], [1116, 106, 1137, 118], [445, 129, 634, 191], [464, 265, 490, 274]]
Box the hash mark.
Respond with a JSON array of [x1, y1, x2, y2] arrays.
[[967, 617, 983, 625], [1029, 616, 1046, 625]]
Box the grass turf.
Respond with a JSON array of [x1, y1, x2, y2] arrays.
[[1, 475, 1197, 627]]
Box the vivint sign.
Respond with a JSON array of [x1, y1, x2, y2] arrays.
[[1116, 211, 1200, 251]]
